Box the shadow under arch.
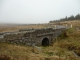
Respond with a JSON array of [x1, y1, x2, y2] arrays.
[[42, 37, 49, 46]]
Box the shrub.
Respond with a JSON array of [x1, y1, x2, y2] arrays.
[[0, 54, 11, 60], [58, 31, 68, 40], [59, 43, 76, 50]]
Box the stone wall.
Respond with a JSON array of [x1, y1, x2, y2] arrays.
[[0, 28, 66, 46]]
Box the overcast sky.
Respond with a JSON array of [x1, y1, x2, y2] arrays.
[[0, 0, 80, 24]]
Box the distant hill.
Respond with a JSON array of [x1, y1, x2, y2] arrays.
[[49, 14, 80, 23]]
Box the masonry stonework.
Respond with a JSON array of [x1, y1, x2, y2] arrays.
[[0, 28, 66, 46]]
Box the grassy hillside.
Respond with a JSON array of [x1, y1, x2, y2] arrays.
[[0, 20, 80, 60]]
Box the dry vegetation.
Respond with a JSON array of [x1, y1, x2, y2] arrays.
[[0, 20, 80, 60], [59, 20, 80, 27], [0, 24, 50, 32]]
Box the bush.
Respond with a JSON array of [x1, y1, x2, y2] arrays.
[[58, 31, 68, 40], [0, 54, 11, 60], [59, 43, 76, 50]]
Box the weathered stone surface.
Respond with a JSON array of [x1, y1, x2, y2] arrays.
[[0, 27, 66, 46]]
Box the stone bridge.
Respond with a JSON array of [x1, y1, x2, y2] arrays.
[[0, 27, 67, 46]]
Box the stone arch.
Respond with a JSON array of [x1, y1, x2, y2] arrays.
[[42, 37, 49, 46]]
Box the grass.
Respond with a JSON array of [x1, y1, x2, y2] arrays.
[[0, 24, 50, 32], [0, 20, 80, 60], [0, 30, 80, 60]]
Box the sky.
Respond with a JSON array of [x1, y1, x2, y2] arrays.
[[0, 0, 80, 24]]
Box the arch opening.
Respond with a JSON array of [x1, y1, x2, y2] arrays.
[[42, 38, 49, 46]]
